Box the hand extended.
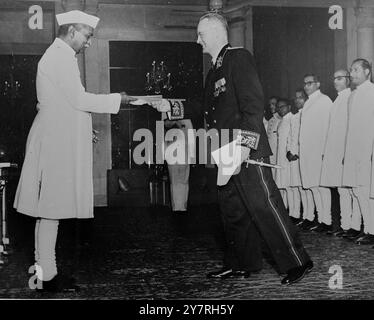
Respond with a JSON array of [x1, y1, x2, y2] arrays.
[[286, 151, 299, 161], [120, 92, 137, 105], [233, 146, 251, 175], [150, 99, 171, 112]]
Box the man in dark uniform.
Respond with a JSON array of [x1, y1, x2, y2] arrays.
[[152, 13, 313, 285]]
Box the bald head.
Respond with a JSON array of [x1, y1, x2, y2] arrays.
[[197, 13, 229, 57], [199, 13, 228, 34]]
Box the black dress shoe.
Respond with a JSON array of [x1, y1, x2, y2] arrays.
[[312, 223, 331, 233], [355, 234, 374, 245], [290, 217, 301, 225], [296, 219, 305, 226], [206, 268, 250, 279], [342, 229, 361, 239], [36, 274, 80, 293], [281, 260, 314, 285], [346, 231, 364, 241], [300, 220, 316, 231], [308, 221, 321, 231], [173, 210, 188, 214], [326, 227, 345, 236], [336, 229, 349, 237]]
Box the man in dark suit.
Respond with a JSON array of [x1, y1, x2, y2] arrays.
[[152, 13, 313, 285]]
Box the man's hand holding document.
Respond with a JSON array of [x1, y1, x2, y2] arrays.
[[129, 95, 163, 106], [211, 130, 281, 186], [211, 140, 247, 186]]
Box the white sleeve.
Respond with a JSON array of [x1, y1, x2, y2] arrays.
[[43, 54, 121, 114]]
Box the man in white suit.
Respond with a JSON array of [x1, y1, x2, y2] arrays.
[[266, 96, 282, 176], [342, 59, 374, 245], [287, 89, 313, 226], [274, 99, 292, 210], [263, 96, 278, 132], [320, 70, 361, 237], [299, 74, 333, 232], [13, 10, 135, 292]]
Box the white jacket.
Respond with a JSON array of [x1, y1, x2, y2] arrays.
[[320, 88, 350, 187], [343, 81, 374, 189], [299, 90, 332, 188], [287, 110, 302, 187], [266, 113, 282, 165], [275, 112, 292, 188]]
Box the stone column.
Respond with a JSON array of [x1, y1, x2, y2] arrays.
[[356, 6, 374, 64], [244, 7, 253, 53], [228, 16, 245, 47], [226, 6, 253, 51]]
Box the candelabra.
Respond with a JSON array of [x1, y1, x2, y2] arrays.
[[2, 72, 21, 99], [145, 60, 172, 95], [144, 60, 172, 186]]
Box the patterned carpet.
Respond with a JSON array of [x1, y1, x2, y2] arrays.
[[1, 205, 374, 300]]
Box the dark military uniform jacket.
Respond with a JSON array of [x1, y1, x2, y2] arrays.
[[169, 44, 272, 160]]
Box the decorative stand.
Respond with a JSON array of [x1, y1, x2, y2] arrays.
[[149, 164, 170, 207], [145, 61, 172, 208], [0, 162, 17, 265]]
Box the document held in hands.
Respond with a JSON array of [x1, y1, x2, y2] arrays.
[[211, 140, 282, 186], [129, 95, 163, 105], [211, 140, 243, 186]]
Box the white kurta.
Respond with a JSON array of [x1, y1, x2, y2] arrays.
[[275, 112, 292, 188], [320, 88, 351, 187], [263, 117, 268, 133], [266, 113, 282, 165], [13, 38, 121, 219], [299, 90, 332, 188], [287, 110, 302, 187], [343, 81, 374, 189]]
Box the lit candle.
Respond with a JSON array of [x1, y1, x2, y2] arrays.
[[167, 73, 171, 88]]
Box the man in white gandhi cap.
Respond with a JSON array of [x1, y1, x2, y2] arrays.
[[13, 10, 136, 292]]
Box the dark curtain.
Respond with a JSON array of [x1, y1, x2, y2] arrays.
[[253, 7, 336, 106]]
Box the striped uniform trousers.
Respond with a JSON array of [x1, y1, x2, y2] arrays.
[[217, 157, 311, 274]]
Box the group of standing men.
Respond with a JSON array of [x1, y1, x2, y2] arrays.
[[267, 59, 374, 246]]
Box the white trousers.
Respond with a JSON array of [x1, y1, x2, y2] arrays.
[[280, 189, 288, 209], [287, 187, 301, 219], [338, 187, 361, 231], [34, 218, 59, 281], [310, 187, 331, 225], [352, 186, 374, 234], [168, 164, 190, 211], [302, 188, 315, 222], [298, 187, 310, 220]]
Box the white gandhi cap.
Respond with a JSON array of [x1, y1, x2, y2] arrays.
[[56, 10, 100, 29]]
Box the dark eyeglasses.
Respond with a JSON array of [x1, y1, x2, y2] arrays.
[[334, 76, 350, 81], [304, 81, 318, 86]]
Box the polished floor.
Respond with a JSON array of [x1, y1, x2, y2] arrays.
[[1, 204, 374, 300]]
